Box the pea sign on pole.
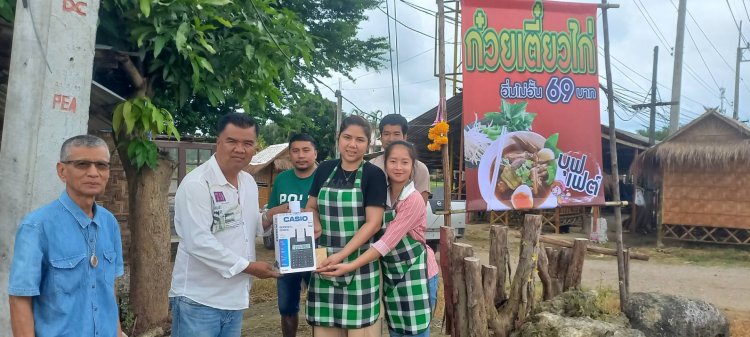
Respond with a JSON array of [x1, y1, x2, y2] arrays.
[[462, 0, 605, 212]]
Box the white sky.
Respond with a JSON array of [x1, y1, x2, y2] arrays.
[[318, 0, 750, 133]]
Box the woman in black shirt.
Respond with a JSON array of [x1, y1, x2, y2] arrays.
[[305, 115, 387, 335]]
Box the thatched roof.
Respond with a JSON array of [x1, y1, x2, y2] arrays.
[[634, 109, 750, 174], [245, 143, 292, 175]]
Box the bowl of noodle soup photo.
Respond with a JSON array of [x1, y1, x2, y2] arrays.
[[478, 131, 560, 210]]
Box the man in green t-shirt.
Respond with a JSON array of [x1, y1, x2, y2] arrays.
[[261, 133, 318, 337]]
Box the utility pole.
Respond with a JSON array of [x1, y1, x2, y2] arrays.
[[734, 21, 750, 120], [0, 0, 102, 332], [437, 0, 451, 227], [601, 0, 628, 310], [650, 47, 659, 144], [335, 86, 342, 158], [669, 0, 687, 134], [632, 47, 679, 146]]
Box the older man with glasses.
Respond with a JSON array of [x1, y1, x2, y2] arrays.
[[8, 134, 125, 337]]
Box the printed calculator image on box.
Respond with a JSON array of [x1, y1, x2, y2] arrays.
[[290, 228, 314, 268], [273, 208, 317, 274]]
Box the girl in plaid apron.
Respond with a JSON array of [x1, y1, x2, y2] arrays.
[[379, 189, 431, 336], [306, 115, 386, 336], [321, 141, 438, 337]]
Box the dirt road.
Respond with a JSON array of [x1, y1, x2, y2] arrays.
[[459, 225, 750, 312], [585, 258, 750, 311]]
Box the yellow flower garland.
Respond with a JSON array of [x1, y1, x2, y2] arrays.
[[427, 121, 449, 152]]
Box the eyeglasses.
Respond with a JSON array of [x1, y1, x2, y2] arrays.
[[62, 160, 111, 171]]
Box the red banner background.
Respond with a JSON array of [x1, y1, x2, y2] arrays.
[[462, 0, 605, 211]]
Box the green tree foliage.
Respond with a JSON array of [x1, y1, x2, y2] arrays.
[[636, 126, 669, 142], [0, 0, 13, 23], [112, 97, 181, 170], [278, 0, 388, 79], [261, 92, 338, 161], [97, 0, 313, 118], [95, 0, 387, 136]]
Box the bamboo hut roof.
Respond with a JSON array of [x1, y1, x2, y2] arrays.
[[246, 143, 292, 175], [634, 109, 750, 174]]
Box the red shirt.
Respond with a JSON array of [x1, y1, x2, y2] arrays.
[[372, 189, 439, 278]]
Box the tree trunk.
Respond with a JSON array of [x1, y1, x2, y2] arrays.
[[488, 215, 542, 337], [120, 150, 175, 334], [536, 244, 555, 301], [481, 265, 497, 317], [563, 238, 587, 291], [558, 247, 572, 291], [546, 247, 563, 296], [440, 226, 456, 335], [464, 257, 488, 337], [451, 242, 473, 337], [489, 225, 509, 305]]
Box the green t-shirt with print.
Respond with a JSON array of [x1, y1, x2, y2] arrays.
[[268, 168, 316, 209]]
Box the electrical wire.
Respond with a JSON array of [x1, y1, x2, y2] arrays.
[[393, 0, 402, 114], [327, 47, 434, 88], [342, 78, 434, 91], [726, 0, 749, 44], [384, 0, 398, 115], [668, 0, 735, 72], [684, 27, 723, 90], [400, 0, 461, 24], [634, 0, 673, 52], [378, 6, 436, 40], [248, 0, 370, 116]]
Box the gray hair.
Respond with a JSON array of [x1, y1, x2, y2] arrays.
[[60, 135, 109, 161]]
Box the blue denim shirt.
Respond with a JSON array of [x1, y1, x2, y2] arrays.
[[8, 190, 124, 337]]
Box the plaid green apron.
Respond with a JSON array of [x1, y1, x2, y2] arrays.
[[307, 161, 380, 329], [379, 205, 431, 335]]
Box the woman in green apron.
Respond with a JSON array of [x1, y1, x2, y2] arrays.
[[305, 115, 388, 337], [321, 141, 439, 337]]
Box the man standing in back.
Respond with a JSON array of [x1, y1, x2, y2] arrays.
[[262, 134, 318, 337], [169, 113, 278, 337], [8, 135, 124, 337], [370, 114, 431, 202]]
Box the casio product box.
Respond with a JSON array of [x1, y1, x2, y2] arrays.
[[273, 201, 317, 273]]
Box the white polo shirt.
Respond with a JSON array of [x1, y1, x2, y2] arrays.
[[169, 155, 262, 310]]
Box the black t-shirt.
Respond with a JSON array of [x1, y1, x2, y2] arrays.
[[308, 159, 387, 208]]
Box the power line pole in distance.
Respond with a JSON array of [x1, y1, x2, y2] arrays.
[[734, 21, 750, 120], [631, 46, 678, 146]]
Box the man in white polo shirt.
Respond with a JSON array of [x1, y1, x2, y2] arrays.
[[370, 114, 431, 203], [169, 113, 279, 337]]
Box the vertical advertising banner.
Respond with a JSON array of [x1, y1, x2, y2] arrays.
[[463, 0, 605, 211]]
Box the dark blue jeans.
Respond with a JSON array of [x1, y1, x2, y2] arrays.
[[277, 271, 311, 315]]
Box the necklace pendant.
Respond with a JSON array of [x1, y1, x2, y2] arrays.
[[90, 254, 98, 268]]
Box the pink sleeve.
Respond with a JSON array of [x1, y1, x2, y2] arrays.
[[372, 192, 423, 256]]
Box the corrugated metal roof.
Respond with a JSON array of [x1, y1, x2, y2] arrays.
[[250, 143, 288, 165]]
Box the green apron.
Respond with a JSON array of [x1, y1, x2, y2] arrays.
[[379, 193, 431, 335], [307, 161, 380, 329]]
